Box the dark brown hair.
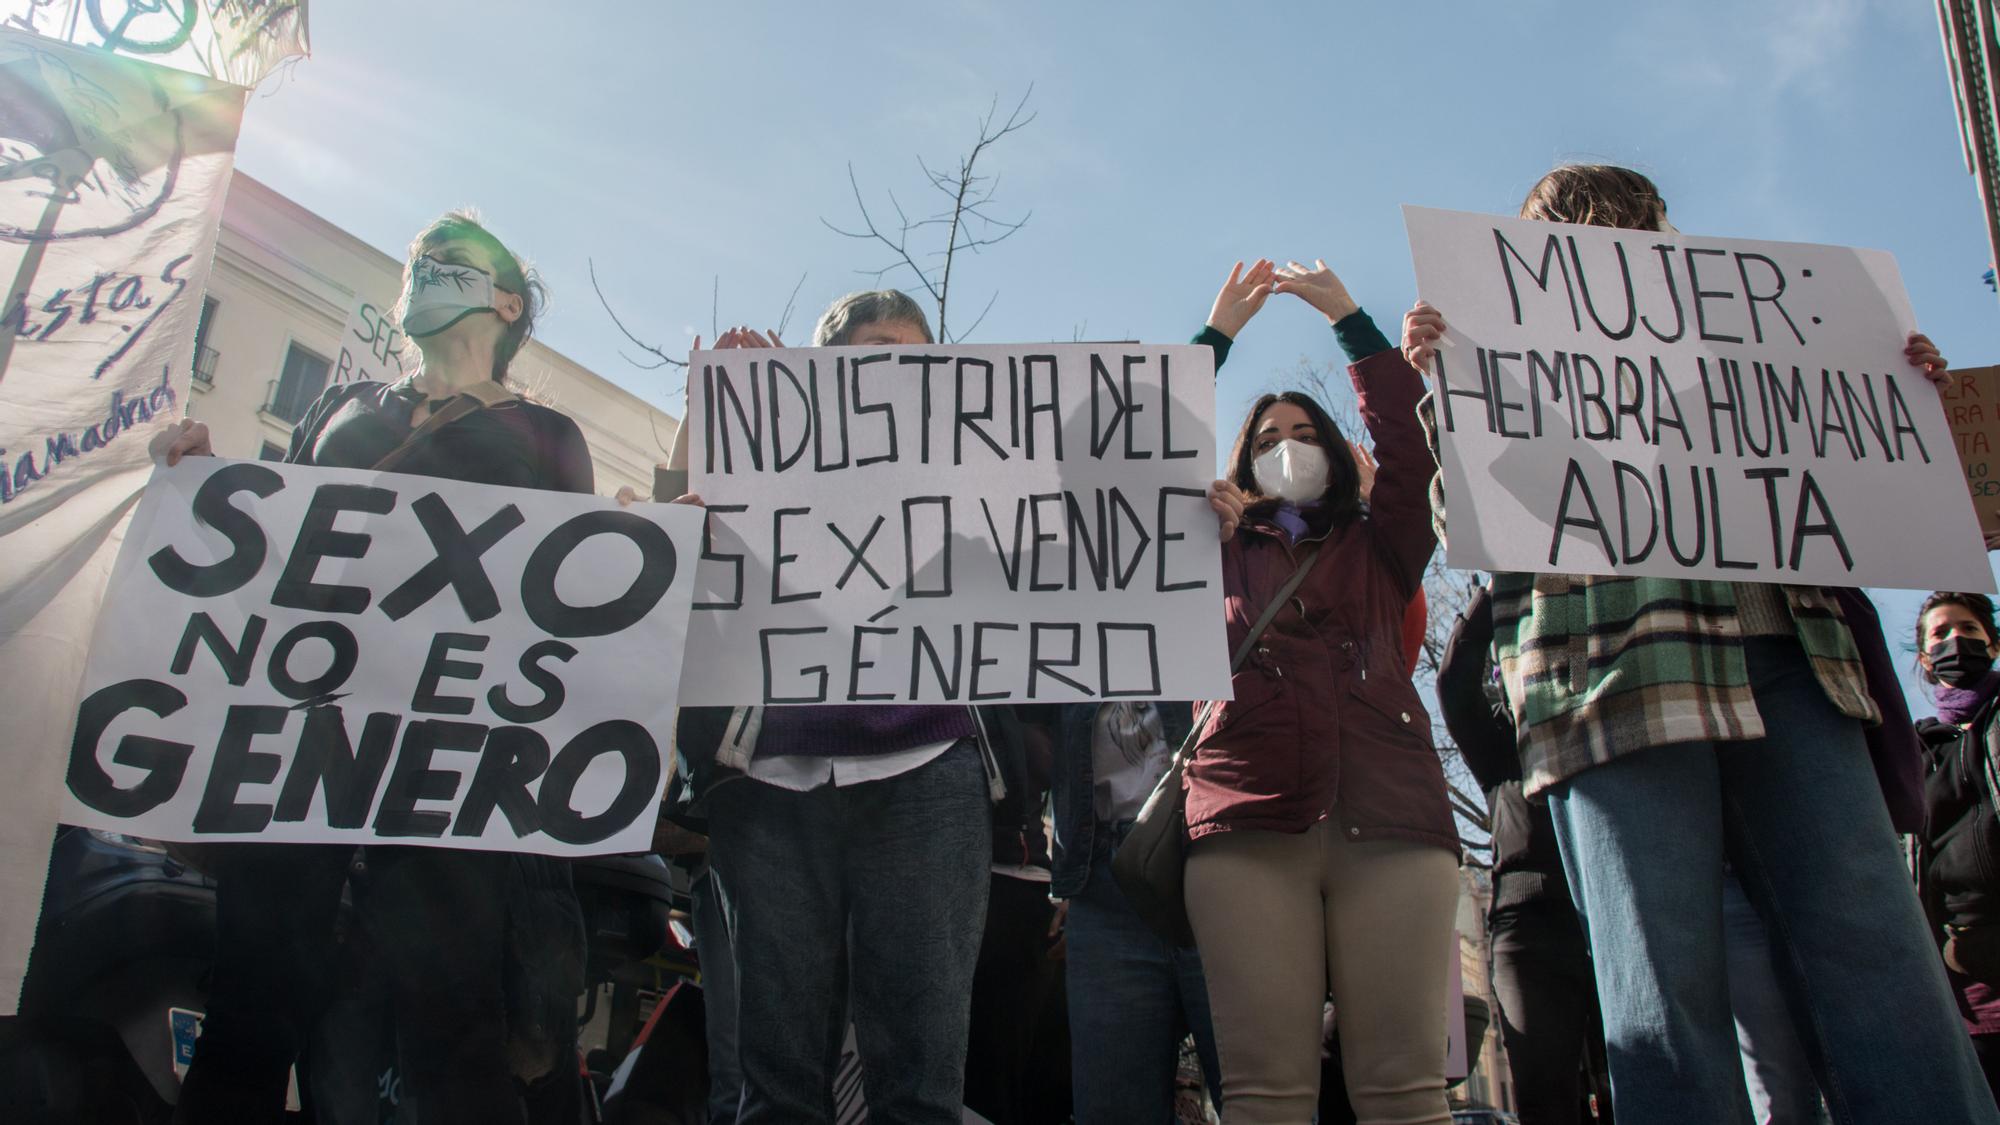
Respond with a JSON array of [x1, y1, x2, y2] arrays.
[[1915, 591, 1999, 684], [404, 208, 545, 381], [1519, 164, 1667, 232], [1225, 390, 1361, 523], [813, 289, 934, 346]]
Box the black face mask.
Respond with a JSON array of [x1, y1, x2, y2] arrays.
[[1931, 635, 1995, 688]]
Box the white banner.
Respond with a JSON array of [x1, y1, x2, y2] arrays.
[[332, 292, 406, 385], [1405, 204, 1994, 592], [2, 0, 309, 88], [681, 343, 1230, 705], [0, 28, 244, 1011], [60, 458, 705, 856]]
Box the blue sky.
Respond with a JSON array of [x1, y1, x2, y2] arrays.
[[231, 0, 1998, 710]]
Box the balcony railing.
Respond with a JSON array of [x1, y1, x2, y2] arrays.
[[192, 344, 219, 385], [261, 376, 322, 425]]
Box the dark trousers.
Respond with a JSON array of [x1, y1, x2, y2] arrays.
[[707, 741, 992, 1125], [175, 844, 529, 1125], [964, 872, 1066, 1125], [1489, 900, 1612, 1125], [1978, 1034, 2000, 1111]]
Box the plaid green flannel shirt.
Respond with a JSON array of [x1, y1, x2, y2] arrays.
[[1415, 393, 1878, 798], [1490, 575, 1879, 798]]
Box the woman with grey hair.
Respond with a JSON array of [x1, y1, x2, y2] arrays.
[[669, 289, 1016, 1125]]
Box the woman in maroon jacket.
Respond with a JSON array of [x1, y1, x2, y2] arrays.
[[1194, 260, 1458, 1125]]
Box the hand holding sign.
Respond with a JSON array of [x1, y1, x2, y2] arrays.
[[156, 418, 214, 466], [1908, 334, 1949, 386], [1402, 301, 1447, 373], [1207, 478, 1247, 543]]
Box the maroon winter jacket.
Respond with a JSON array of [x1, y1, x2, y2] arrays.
[[1183, 349, 1459, 855]]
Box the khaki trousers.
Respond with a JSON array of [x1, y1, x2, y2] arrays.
[[1185, 818, 1459, 1125]]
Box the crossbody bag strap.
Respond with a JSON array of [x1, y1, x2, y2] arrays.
[[370, 382, 517, 473], [1230, 544, 1323, 672], [1185, 544, 1326, 740]]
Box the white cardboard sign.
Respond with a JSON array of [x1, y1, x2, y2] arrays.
[[681, 343, 1231, 705], [1405, 204, 1994, 592], [332, 295, 409, 385], [60, 458, 706, 856]]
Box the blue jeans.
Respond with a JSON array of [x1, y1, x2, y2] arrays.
[[1548, 638, 1996, 1125], [692, 870, 742, 1125], [1724, 869, 1825, 1125], [706, 740, 992, 1125], [1066, 826, 1222, 1123]]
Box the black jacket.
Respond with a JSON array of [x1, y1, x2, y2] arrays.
[[1917, 710, 2000, 932], [1438, 584, 1569, 915]]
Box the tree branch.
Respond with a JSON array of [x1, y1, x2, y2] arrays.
[[774, 271, 808, 341], [822, 87, 1034, 343], [590, 258, 685, 370]]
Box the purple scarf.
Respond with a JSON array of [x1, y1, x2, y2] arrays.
[[1270, 501, 1321, 544], [1936, 669, 2000, 726]]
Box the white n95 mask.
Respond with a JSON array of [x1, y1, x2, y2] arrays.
[[1252, 439, 1330, 503], [401, 255, 500, 338]]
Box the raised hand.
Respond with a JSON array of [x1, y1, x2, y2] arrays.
[[1272, 259, 1359, 325], [714, 326, 786, 350], [1207, 259, 1276, 339], [1402, 302, 1447, 372]]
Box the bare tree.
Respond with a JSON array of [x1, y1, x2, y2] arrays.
[[1280, 356, 1494, 859], [823, 88, 1035, 343], [589, 88, 1033, 386]]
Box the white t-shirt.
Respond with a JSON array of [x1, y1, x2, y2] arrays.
[[1092, 703, 1173, 824], [747, 739, 959, 792]]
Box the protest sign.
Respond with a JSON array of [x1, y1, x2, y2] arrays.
[[680, 343, 1230, 705], [333, 294, 407, 384], [0, 28, 245, 1010], [59, 457, 706, 856], [1, 0, 310, 88], [1405, 205, 1994, 592], [1942, 366, 2000, 536]]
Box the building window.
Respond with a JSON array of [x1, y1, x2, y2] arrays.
[[264, 342, 330, 424], [191, 297, 219, 385], [259, 442, 287, 462]]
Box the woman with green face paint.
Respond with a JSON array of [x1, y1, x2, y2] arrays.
[[170, 211, 593, 1125]]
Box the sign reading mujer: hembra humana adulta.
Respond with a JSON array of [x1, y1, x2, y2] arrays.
[[1405, 204, 1993, 592]]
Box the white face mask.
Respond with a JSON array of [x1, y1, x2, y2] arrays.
[[401, 255, 500, 338], [1252, 439, 1330, 504]]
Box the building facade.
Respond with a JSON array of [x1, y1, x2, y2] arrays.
[[187, 173, 677, 493], [1939, 0, 2000, 299]]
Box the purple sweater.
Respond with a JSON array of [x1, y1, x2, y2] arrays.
[[757, 705, 974, 759]]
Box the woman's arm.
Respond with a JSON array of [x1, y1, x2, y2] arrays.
[[1192, 259, 1275, 370]]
